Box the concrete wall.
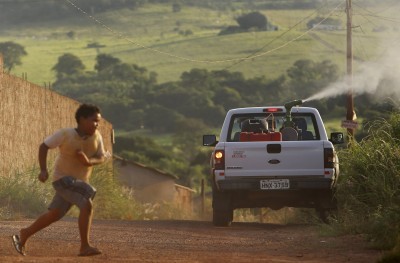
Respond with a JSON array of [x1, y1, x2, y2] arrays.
[[0, 56, 113, 176]]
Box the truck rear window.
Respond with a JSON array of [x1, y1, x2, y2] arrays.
[[227, 113, 320, 142]]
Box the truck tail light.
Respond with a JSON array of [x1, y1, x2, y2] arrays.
[[263, 108, 283, 113], [324, 148, 334, 168], [214, 150, 225, 170]]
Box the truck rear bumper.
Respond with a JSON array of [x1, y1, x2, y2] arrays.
[[217, 177, 334, 191], [215, 177, 337, 210]]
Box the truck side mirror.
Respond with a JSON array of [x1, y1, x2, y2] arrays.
[[330, 132, 344, 144], [203, 135, 218, 146]]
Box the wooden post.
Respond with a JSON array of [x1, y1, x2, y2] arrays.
[[0, 53, 3, 79], [201, 179, 205, 217], [346, 0, 355, 140], [0, 54, 3, 91]]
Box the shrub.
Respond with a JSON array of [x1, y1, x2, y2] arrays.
[[0, 162, 195, 221], [236, 12, 267, 31], [89, 163, 143, 220], [0, 168, 53, 219], [0, 163, 143, 220], [337, 113, 400, 249]]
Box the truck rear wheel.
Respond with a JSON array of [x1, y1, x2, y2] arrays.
[[316, 191, 338, 224], [212, 190, 233, 227], [213, 209, 233, 227]]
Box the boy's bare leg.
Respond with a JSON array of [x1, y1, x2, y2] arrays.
[[78, 199, 100, 255], [19, 209, 62, 246]]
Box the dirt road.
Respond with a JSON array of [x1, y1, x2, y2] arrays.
[[0, 219, 382, 262]]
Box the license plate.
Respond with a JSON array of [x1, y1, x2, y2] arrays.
[[260, 179, 290, 190]]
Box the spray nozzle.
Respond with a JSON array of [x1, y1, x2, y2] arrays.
[[283, 99, 303, 128], [284, 99, 303, 111]]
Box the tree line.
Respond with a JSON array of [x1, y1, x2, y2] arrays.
[[51, 53, 345, 131], [0, 39, 395, 186], [47, 51, 395, 187]]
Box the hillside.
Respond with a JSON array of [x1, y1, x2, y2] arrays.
[[1, 3, 397, 85]]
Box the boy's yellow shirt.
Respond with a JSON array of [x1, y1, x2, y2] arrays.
[[44, 128, 105, 182]]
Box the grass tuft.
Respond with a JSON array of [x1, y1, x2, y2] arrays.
[[0, 167, 53, 219], [0, 162, 194, 221], [336, 113, 400, 250], [89, 163, 144, 220]]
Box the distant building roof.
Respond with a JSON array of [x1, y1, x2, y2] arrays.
[[113, 154, 178, 180], [175, 184, 196, 193]]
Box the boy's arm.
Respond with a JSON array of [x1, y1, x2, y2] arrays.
[[89, 155, 105, 166], [88, 133, 106, 166], [76, 133, 106, 166], [76, 150, 105, 167], [38, 143, 50, 182]]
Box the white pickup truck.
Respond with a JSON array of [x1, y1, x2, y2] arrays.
[[203, 101, 344, 226]]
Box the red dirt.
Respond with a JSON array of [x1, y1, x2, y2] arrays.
[[0, 218, 383, 262]]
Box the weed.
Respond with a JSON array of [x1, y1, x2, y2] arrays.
[[0, 167, 53, 220], [336, 113, 400, 250], [0, 162, 194, 221]]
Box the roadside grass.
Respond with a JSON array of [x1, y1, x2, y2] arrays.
[[336, 113, 400, 251], [69, 163, 197, 220], [233, 207, 322, 225], [85, 163, 143, 220], [0, 167, 53, 220], [0, 162, 194, 221], [0, 163, 144, 220]]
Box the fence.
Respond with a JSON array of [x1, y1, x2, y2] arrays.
[[0, 55, 114, 177]]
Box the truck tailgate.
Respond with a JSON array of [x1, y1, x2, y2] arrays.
[[224, 141, 325, 177]]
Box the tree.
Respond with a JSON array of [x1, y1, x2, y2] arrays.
[[286, 59, 339, 98], [144, 105, 185, 133], [66, 31, 76, 39], [213, 87, 243, 111], [173, 117, 209, 161], [172, 2, 182, 12], [236, 12, 267, 31], [52, 53, 85, 78], [0, 41, 27, 72], [95, 54, 121, 72]]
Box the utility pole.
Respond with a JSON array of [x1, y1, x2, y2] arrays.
[[345, 0, 356, 139]]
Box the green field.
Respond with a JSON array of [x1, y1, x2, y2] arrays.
[[1, 3, 396, 86]]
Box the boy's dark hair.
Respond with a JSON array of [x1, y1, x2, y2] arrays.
[[75, 104, 101, 123]]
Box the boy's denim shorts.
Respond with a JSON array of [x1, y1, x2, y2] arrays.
[[49, 176, 96, 216]]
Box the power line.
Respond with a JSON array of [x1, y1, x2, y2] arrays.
[[347, 2, 400, 66], [352, 5, 400, 62], [64, 0, 345, 64], [353, 2, 400, 24], [359, 14, 400, 24], [223, 0, 345, 70], [353, 0, 400, 15]]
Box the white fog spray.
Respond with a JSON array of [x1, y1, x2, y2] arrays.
[[303, 46, 400, 104]]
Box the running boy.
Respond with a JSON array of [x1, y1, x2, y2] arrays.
[[12, 103, 106, 256]]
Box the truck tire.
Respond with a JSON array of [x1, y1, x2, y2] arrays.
[[316, 208, 330, 224], [212, 190, 233, 227], [316, 191, 338, 224], [213, 208, 233, 227]]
